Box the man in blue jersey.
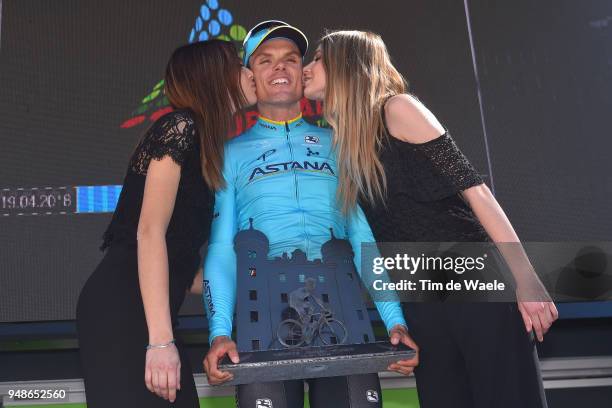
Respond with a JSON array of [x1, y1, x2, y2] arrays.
[[202, 20, 418, 407]]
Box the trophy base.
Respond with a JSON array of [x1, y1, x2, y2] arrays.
[[217, 341, 415, 386]]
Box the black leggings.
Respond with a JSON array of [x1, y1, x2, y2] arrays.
[[236, 373, 382, 408]]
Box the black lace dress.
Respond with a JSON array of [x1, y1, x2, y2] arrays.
[[76, 110, 214, 407], [360, 131, 488, 243], [359, 130, 547, 408]]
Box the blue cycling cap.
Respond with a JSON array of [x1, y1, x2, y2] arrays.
[[243, 20, 308, 67]]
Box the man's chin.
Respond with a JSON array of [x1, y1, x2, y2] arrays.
[[261, 92, 304, 105]]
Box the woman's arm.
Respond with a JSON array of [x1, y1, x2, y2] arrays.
[[137, 156, 180, 346], [385, 93, 558, 341], [137, 155, 182, 402], [462, 185, 558, 341]]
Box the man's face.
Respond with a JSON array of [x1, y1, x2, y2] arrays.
[[249, 38, 303, 106]]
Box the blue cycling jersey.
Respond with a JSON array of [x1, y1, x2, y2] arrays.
[[203, 114, 406, 344]]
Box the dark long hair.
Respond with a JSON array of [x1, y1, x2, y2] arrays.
[[164, 40, 246, 190]]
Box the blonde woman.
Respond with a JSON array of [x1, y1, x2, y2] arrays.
[[303, 30, 558, 408]]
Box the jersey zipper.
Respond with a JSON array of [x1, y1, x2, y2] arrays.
[[285, 121, 310, 255]]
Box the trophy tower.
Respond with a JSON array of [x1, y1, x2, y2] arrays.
[[234, 219, 375, 352]]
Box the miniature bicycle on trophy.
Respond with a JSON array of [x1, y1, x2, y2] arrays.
[[276, 278, 348, 348]]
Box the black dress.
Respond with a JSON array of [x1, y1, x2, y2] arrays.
[[76, 110, 214, 407], [359, 131, 547, 408]]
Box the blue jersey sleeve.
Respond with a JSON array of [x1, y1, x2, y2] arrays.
[[203, 146, 238, 345], [346, 205, 407, 333]]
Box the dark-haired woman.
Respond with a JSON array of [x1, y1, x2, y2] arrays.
[[303, 31, 557, 408], [76, 40, 257, 407]]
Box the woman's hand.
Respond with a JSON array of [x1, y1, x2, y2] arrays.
[[203, 336, 239, 385], [387, 324, 420, 376], [144, 343, 181, 402], [517, 299, 559, 342]]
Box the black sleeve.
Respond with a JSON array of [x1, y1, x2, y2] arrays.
[[130, 110, 196, 174], [398, 132, 484, 201]]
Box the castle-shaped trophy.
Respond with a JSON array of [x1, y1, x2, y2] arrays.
[[218, 219, 415, 385]]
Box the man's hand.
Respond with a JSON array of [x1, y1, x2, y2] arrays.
[[203, 336, 239, 385], [387, 324, 419, 376]]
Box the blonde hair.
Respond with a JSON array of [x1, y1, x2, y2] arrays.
[[320, 30, 407, 212]]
